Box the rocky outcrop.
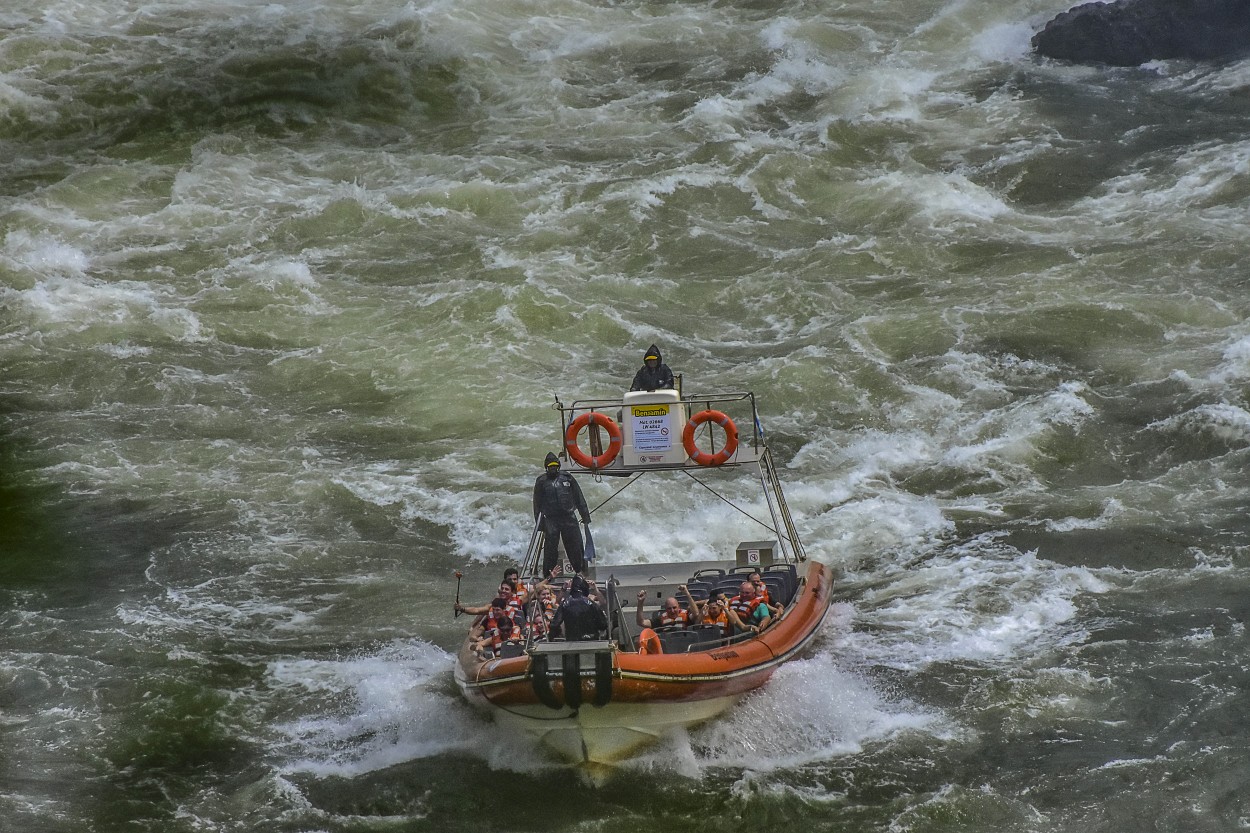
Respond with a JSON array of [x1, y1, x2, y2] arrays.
[[1032, 0, 1250, 66]]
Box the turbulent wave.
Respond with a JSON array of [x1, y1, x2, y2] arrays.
[[3, 0, 1250, 829]]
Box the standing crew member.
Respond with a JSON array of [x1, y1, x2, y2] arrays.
[[550, 575, 607, 641], [533, 452, 591, 577], [630, 344, 675, 391]]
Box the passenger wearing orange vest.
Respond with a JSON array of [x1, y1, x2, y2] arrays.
[[635, 584, 702, 630], [698, 594, 732, 638], [528, 583, 559, 639], [746, 572, 771, 604], [455, 581, 526, 619], [470, 598, 524, 657], [727, 581, 771, 635], [748, 571, 784, 616], [503, 566, 531, 604]]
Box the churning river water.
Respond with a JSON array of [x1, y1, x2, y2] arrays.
[[4, 0, 1250, 830]]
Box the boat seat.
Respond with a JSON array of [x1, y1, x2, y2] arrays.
[[498, 641, 526, 659], [684, 582, 711, 602], [727, 565, 757, 576], [765, 564, 797, 601], [657, 629, 699, 654], [691, 624, 726, 646], [762, 575, 787, 605], [716, 577, 747, 597], [691, 568, 724, 581]]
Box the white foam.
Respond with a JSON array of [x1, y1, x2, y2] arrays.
[[691, 645, 944, 770], [272, 640, 554, 776], [1079, 139, 1250, 226], [1045, 498, 1127, 533], [944, 381, 1095, 467], [968, 22, 1036, 64], [1210, 335, 1250, 385], [803, 493, 953, 566], [1147, 403, 1250, 444], [861, 169, 1011, 230], [610, 607, 946, 778], [842, 538, 1110, 672], [3, 229, 208, 341], [831, 68, 939, 123], [18, 276, 141, 329], [3, 230, 90, 278]]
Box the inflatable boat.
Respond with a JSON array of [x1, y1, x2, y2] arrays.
[[453, 387, 834, 767]]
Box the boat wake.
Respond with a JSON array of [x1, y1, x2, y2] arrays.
[[271, 640, 559, 778], [270, 604, 941, 783]]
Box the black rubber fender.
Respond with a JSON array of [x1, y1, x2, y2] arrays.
[[592, 651, 613, 707], [529, 654, 563, 710], [562, 652, 583, 709]]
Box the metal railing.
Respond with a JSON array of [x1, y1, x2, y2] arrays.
[[553, 389, 764, 472]]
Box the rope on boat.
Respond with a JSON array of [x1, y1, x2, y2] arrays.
[[586, 471, 641, 514], [680, 469, 778, 535]]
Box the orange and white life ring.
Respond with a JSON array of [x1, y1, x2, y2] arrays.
[[564, 411, 623, 469], [682, 409, 739, 466], [637, 627, 663, 655]]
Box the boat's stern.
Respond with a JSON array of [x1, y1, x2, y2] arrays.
[[526, 640, 617, 711]]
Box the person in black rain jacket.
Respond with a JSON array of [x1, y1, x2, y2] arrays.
[[533, 452, 590, 576], [549, 575, 607, 641], [629, 344, 675, 391]]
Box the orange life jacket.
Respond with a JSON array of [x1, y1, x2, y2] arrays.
[[484, 613, 522, 648], [529, 598, 557, 637], [729, 594, 764, 625], [658, 608, 690, 627], [701, 609, 731, 636]]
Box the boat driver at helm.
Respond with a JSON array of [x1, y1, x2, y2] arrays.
[[549, 575, 607, 641], [532, 452, 591, 577], [629, 343, 675, 392]]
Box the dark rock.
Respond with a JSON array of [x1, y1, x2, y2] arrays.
[[1032, 0, 1250, 66]]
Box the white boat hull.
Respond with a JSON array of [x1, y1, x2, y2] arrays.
[[489, 695, 742, 765]]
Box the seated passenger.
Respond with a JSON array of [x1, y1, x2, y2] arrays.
[[549, 575, 607, 641], [727, 581, 771, 635], [698, 594, 732, 638], [455, 581, 525, 618], [470, 598, 524, 658], [503, 566, 531, 603], [528, 583, 559, 640], [635, 584, 701, 629], [746, 572, 770, 603], [748, 571, 784, 616]]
